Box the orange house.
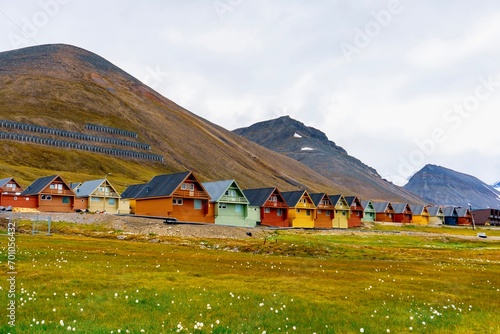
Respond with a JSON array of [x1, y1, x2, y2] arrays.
[[20, 175, 75, 212], [392, 203, 413, 223], [0, 177, 36, 209], [134, 171, 213, 223], [344, 196, 364, 227], [310, 193, 335, 228], [373, 201, 395, 222]]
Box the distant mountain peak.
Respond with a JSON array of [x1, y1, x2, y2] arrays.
[[405, 164, 500, 209]]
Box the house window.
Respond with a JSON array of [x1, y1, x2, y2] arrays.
[[235, 204, 242, 213], [92, 197, 101, 202], [357, 212, 360, 216], [41, 195, 52, 201], [62, 197, 70, 204], [306, 210, 311, 216], [318, 209, 322, 214], [326, 210, 331, 216], [264, 207, 271, 213], [13, 196, 17, 200], [342, 211, 346, 216], [108, 198, 115, 205], [297, 209, 301, 213], [219, 203, 227, 209], [270, 196, 277, 202], [225, 190, 237, 197], [194, 199, 202, 210], [173, 198, 183, 205], [277, 209, 282, 216], [6, 183, 15, 188]]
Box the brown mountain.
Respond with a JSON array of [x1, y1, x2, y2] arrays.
[[233, 116, 423, 203], [0, 44, 353, 193]]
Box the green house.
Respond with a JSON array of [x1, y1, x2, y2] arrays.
[[361, 200, 376, 223], [203, 180, 256, 227]]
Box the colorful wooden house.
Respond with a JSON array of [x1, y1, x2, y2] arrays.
[[243, 187, 289, 227], [392, 203, 413, 223], [372, 202, 395, 222], [20, 175, 75, 212], [310, 193, 336, 229], [73, 179, 122, 213], [120, 183, 146, 214], [456, 207, 473, 226], [472, 208, 500, 226], [409, 205, 430, 225], [134, 171, 212, 223], [344, 196, 364, 227], [427, 205, 444, 225], [0, 177, 34, 209], [203, 180, 256, 227], [329, 194, 350, 228], [361, 200, 376, 223], [442, 207, 458, 225], [281, 190, 316, 228]]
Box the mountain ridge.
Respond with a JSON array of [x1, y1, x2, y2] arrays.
[[233, 116, 423, 203]]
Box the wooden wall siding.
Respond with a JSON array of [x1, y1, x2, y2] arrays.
[[348, 210, 363, 227], [333, 209, 349, 228], [88, 197, 120, 213], [362, 211, 375, 222], [37, 195, 74, 212], [260, 207, 289, 227], [394, 213, 412, 224], [315, 209, 334, 228], [0, 195, 37, 208], [412, 214, 430, 225], [288, 207, 315, 228], [135, 197, 213, 223], [375, 212, 394, 223], [118, 199, 131, 214], [428, 215, 444, 225], [213, 202, 253, 227], [74, 198, 88, 211]]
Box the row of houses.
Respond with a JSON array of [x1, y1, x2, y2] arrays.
[[0, 171, 489, 228]]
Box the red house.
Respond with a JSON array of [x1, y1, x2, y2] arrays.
[[0, 177, 36, 209], [344, 196, 364, 227], [20, 175, 75, 212], [243, 187, 289, 227], [372, 201, 395, 222], [392, 203, 413, 223]]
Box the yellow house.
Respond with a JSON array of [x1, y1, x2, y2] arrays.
[[72, 178, 122, 213], [329, 194, 350, 228], [281, 190, 316, 228], [410, 205, 430, 225]]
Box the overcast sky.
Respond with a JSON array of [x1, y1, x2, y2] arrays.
[[1, 0, 500, 186]]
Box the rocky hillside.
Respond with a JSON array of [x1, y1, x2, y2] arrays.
[[0, 44, 343, 193], [233, 116, 423, 203], [404, 164, 500, 209]]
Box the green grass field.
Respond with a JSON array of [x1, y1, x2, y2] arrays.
[[1, 221, 499, 333]]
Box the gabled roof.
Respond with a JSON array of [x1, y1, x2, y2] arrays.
[[361, 200, 375, 211], [281, 190, 311, 207], [203, 180, 248, 203], [310, 193, 330, 207], [426, 205, 443, 216], [69, 182, 81, 190], [0, 177, 14, 188], [329, 194, 349, 208], [442, 207, 458, 216], [21, 175, 72, 196], [74, 179, 120, 198], [243, 187, 280, 207], [372, 201, 393, 213], [135, 171, 195, 199], [344, 196, 361, 207], [456, 207, 471, 217], [392, 203, 412, 214], [121, 183, 146, 199], [410, 205, 427, 215]]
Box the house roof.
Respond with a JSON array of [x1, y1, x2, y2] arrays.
[[361, 200, 375, 211], [456, 207, 471, 217], [281, 190, 307, 207], [372, 201, 392, 213], [135, 171, 192, 199], [0, 177, 13, 188], [310, 193, 329, 206], [21, 175, 70, 196], [74, 179, 120, 198], [203, 180, 248, 203], [442, 207, 458, 216], [344, 196, 360, 207], [426, 206, 443, 216], [243, 187, 277, 207], [121, 183, 146, 199], [409, 205, 427, 215], [392, 203, 411, 214]]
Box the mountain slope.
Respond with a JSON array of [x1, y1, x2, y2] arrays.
[[0, 44, 356, 193], [233, 116, 423, 203], [404, 164, 500, 209]]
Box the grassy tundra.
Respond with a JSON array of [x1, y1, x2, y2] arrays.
[[1, 220, 499, 333]]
